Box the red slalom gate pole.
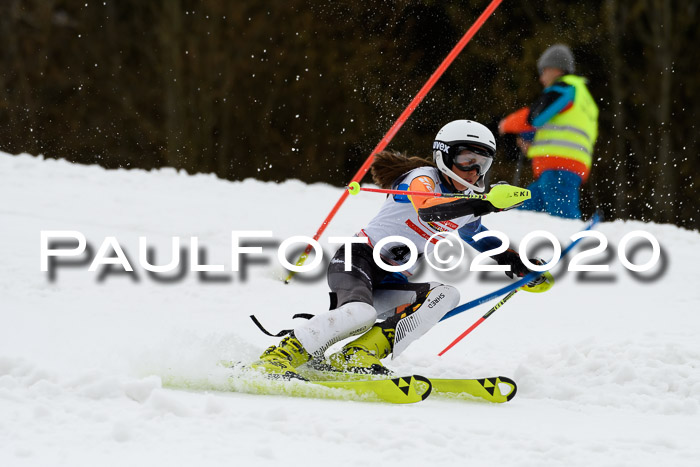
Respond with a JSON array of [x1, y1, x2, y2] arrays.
[[285, 0, 504, 283], [346, 183, 487, 199], [350, 186, 443, 198]]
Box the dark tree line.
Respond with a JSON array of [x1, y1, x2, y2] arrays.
[[1, 1, 697, 229]]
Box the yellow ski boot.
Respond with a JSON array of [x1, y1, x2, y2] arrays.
[[328, 325, 394, 375], [251, 335, 311, 380], [326, 298, 427, 375]]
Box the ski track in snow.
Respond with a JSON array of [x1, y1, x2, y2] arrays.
[[1, 153, 699, 466]]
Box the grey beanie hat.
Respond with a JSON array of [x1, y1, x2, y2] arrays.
[[537, 44, 575, 75]]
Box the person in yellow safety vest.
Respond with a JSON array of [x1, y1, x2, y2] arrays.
[[499, 44, 599, 219]]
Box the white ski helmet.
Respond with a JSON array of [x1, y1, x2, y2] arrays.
[[432, 120, 496, 193]]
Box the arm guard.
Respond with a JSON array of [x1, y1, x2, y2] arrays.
[[418, 198, 497, 222]]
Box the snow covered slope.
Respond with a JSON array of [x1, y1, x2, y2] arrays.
[[1, 152, 699, 467]]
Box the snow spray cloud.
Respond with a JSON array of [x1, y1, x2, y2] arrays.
[[39, 230, 666, 284]]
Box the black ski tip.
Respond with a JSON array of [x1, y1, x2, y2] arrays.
[[412, 375, 433, 401], [498, 376, 517, 401]]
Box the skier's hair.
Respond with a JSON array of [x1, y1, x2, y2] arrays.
[[371, 150, 435, 189]]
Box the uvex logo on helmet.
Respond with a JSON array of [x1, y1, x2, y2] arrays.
[[433, 141, 450, 152]]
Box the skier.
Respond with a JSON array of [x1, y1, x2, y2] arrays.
[[252, 120, 553, 379]]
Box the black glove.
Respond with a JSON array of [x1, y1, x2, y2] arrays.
[[493, 248, 553, 292], [492, 248, 530, 278], [492, 248, 545, 279]]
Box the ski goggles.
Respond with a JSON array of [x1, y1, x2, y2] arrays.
[[451, 146, 493, 175]]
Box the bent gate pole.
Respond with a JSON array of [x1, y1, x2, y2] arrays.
[[285, 0, 504, 283]]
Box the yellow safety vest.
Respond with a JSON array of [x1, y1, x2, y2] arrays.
[[527, 75, 599, 169]]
